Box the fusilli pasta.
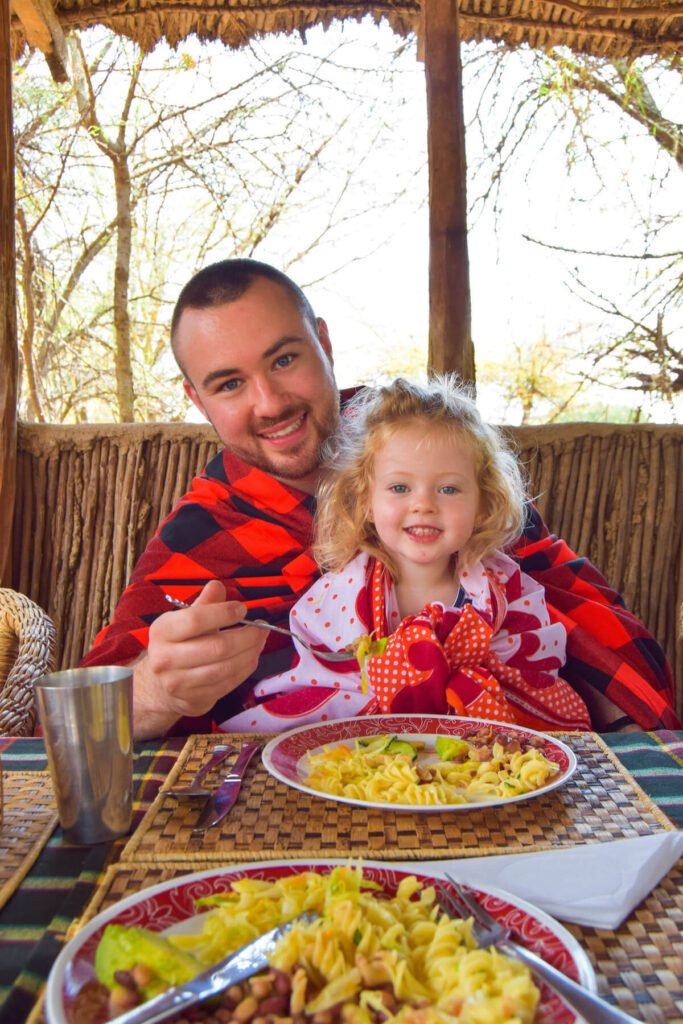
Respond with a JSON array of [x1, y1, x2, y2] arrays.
[[173, 864, 540, 1024], [305, 731, 559, 806]]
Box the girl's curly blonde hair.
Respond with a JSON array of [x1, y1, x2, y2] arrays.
[[314, 375, 526, 579]]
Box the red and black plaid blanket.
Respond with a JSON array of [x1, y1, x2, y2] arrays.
[[82, 451, 680, 732]]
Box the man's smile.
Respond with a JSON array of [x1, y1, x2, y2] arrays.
[[257, 411, 308, 445]]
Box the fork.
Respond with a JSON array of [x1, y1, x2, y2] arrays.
[[164, 594, 351, 661], [440, 874, 643, 1024], [166, 744, 234, 798]]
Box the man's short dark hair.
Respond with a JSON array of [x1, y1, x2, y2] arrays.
[[170, 259, 318, 360]]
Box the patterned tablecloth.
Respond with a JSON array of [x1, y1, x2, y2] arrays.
[[0, 730, 680, 1024]]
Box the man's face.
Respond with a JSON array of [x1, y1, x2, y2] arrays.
[[176, 278, 340, 493]]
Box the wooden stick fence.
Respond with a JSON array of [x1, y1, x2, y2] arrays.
[[12, 422, 683, 716]]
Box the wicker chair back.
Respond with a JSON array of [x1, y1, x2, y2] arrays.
[[0, 590, 56, 737]]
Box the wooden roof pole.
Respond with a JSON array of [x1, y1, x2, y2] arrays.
[[0, 0, 17, 587], [12, 0, 70, 82], [423, 0, 475, 383]]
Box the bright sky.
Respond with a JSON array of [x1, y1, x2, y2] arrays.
[[211, 20, 681, 423]]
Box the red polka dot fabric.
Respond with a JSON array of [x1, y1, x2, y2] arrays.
[[224, 550, 591, 732]]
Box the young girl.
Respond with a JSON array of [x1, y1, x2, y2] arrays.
[[228, 376, 591, 732]]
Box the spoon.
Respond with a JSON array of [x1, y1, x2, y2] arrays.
[[164, 593, 352, 661], [166, 744, 234, 798]]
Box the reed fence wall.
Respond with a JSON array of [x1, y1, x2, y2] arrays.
[[11, 422, 683, 716]]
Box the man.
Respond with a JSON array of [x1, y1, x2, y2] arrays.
[[82, 259, 680, 737]]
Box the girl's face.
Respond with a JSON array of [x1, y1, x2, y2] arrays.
[[369, 424, 481, 578]]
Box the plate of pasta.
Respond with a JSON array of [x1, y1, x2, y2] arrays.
[[46, 859, 595, 1024], [262, 715, 577, 812]]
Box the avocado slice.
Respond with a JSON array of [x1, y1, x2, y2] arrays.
[[95, 924, 202, 998], [435, 736, 471, 761], [385, 738, 418, 760], [358, 734, 393, 752]]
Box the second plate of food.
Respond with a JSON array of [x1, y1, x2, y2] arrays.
[[262, 714, 577, 812], [46, 859, 594, 1024]]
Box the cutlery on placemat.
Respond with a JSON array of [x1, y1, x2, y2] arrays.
[[164, 594, 350, 661], [440, 875, 643, 1024], [112, 911, 318, 1024], [193, 741, 261, 832], [166, 744, 234, 798]]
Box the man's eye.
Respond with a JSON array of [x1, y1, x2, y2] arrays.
[[219, 378, 242, 393], [274, 353, 295, 369]]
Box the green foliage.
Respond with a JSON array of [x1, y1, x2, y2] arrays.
[[477, 332, 588, 425]]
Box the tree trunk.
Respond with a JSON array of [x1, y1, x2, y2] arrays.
[[424, 0, 475, 384], [0, 0, 17, 585], [16, 208, 45, 422], [113, 154, 135, 421]]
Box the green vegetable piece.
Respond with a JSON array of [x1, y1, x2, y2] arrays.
[[358, 734, 393, 752], [385, 738, 418, 760], [95, 924, 202, 998], [435, 736, 470, 761]]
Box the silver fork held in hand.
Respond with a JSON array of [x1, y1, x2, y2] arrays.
[[441, 875, 643, 1024], [164, 594, 351, 661]]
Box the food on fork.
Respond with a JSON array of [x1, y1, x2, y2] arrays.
[[86, 864, 541, 1023], [305, 726, 560, 806], [346, 633, 389, 693]]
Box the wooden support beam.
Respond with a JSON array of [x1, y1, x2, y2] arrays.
[[11, 0, 69, 81], [0, 0, 18, 586], [423, 0, 475, 383]]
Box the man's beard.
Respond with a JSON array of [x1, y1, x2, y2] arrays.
[[227, 398, 339, 483]]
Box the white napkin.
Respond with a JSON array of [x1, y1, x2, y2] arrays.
[[394, 832, 683, 929]]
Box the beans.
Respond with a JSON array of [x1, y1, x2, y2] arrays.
[[250, 976, 273, 999], [259, 996, 290, 1016], [234, 994, 260, 1021], [108, 984, 140, 1013], [76, 955, 412, 1024], [132, 963, 154, 987], [380, 990, 398, 1013], [272, 969, 292, 995], [113, 969, 136, 990]]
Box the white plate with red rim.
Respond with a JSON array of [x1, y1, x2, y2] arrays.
[[261, 714, 577, 813], [45, 859, 595, 1024]]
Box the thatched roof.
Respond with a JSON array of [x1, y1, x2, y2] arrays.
[[11, 0, 683, 62]]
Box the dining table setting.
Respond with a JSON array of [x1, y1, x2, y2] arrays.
[[0, 718, 681, 1024]]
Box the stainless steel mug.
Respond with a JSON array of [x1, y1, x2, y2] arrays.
[[33, 666, 133, 844]]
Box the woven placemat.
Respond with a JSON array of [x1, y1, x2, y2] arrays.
[[121, 732, 673, 863], [68, 857, 683, 1023], [0, 770, 57, 911]]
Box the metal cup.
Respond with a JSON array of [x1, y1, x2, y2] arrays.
[[33, 666, 134, 844]]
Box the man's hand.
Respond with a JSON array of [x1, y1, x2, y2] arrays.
[[132, 580, 267, 738]]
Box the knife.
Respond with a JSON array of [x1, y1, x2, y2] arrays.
[[112, 911, 318, 1024], [192, 741, 261, 831]]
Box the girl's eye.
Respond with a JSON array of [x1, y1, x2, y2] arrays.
[[389, 484, 408, 494], [440, 485, 460, 495]]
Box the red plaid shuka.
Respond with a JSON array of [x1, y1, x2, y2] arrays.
[[82, 451, 680, 733]]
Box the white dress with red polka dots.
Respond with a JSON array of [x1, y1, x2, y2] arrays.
[[220, 549, 591, 733]]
